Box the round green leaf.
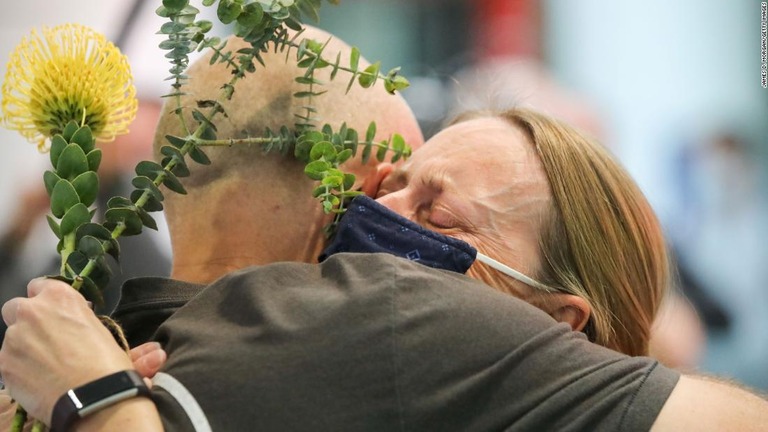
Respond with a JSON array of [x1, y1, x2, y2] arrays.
[[321, 175, 343, 188], [50, 135, 68, 168], [86, 257, 112, 296], [162, 171, 187, 195], [155, 5, 172, 17], [336, 149, 353, 165], [391, 133, 406, 153], [376, 141, 388, 161], [130, 189, 164, 212], [196, 20, 213, 33], [309, 141, 337, 161], [361, 141, 373, 164], [304, 160, 330, 180], [163, 0, 189, 13], [358, 62, 380, 89], [50, 180, 80, 218], [56, 143, 89, 180], [78, 275, 104, 308], [237, 2, 263, 27], [70, 126, 95, 153], [160, 145, 191, 177], [217, 0, 243, 24], [322, 200, 333, 213], [76, 223, 112, 241], [78, 235, 105, 259], [189, 145, 211, 165], [349, 47, 360, 72], [343, 173, 356, 190], [312, 185, 326, 198], [86, 149, 102, 172], [365, 122, 377, 142], [132, 176, 164, 202], [60, 203, 92, 236], [78, 224, 121, 262], [344, 128, 358, 153], [43, 170, 61, 196], [46, 215, 61, 239], [165, 134, 187, 148], [104, 208, 143, 236], [62, 121, 79, 141], [107, 196, 133, 209], [135, 160, 164, 180], [71, 171, 99, 207], [136, 208, 159, 230]]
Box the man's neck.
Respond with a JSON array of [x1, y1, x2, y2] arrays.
[[167, 177, 329, 284]]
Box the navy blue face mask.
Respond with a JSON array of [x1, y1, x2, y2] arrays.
[[319, 196, 559, 294], [319, 195, 477, 273]]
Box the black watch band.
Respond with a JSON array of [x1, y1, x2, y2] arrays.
[[51, 370, 150, 432]]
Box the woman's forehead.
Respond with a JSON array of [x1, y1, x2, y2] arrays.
[[403, 117, 539, 176]]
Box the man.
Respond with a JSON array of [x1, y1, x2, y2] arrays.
[[1, 28, 768, 431], [111, 25, 424, 348]]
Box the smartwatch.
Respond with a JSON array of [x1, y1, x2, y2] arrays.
[[51, 370, 150, 431]]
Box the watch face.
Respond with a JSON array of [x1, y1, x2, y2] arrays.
[[75, 372, 140, 407]]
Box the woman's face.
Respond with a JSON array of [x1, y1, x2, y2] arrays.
[[375, 117, 553, 297]]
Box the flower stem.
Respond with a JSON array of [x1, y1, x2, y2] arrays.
[[72, 57, 253, 285], [30, 419, 46, 432], [10, 406, 26, 432], [59, 232, 76, 277], [195, 136, 283, 147]]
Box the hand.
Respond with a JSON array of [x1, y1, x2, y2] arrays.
[[130, 342, 167, 381], [0, 278, 133, 425]]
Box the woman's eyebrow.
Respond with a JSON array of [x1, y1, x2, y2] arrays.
[[387, 168, 409, 187], [419, 173, 444, 192]]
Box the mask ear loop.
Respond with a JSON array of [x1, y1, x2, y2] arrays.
[[475, 253, 560, 294]]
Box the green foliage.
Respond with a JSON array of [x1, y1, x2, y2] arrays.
[[39, 0, 416, 308]]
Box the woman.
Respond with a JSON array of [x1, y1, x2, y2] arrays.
[[349, 108, 670, 357]]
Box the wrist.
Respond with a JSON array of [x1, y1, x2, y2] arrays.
[[71, 397, 162, 432], [51, 370, 150, 431]]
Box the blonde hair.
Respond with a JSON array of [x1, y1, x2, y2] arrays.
[[455, 108, 670, 356]]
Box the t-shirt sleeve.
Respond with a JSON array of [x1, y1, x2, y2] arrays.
[[391, 259, 681, 431]]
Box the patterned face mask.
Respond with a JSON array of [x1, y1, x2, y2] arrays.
[[319, 196, 556, 293]]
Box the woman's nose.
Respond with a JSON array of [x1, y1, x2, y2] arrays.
[[376, 191, 415, 221]]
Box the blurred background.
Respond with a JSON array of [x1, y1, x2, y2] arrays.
[[0, 1, 766, 390]]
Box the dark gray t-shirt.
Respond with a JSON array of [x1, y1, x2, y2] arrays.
[[121, 253, 678, 431]]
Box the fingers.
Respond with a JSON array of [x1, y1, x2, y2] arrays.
[[130, 342, 162, 362], [131, 343, 167, 379], [2, 278, 71, 325], [27, 277, 71, 298], [1, 298, 24, 326]]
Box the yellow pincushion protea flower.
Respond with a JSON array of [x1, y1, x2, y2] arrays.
[[1, 24, 137, 150]]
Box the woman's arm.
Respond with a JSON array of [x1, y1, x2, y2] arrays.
[[72, 398, 161, 432], [0, 278, 162, 430]]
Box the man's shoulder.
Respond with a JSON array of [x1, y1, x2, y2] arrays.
[[228, 252, 493, 291]]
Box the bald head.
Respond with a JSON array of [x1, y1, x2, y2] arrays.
[[154, 26, 422, 189], [155, 26, 423, 282]]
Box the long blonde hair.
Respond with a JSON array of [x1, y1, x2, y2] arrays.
[[455, 108, 670, 356]]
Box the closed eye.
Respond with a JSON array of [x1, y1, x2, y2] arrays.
[[426, 206, 460, 230]]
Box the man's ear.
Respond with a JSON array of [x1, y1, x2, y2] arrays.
[[546, 294, 592, 332], [360, 163, 394, 198]]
